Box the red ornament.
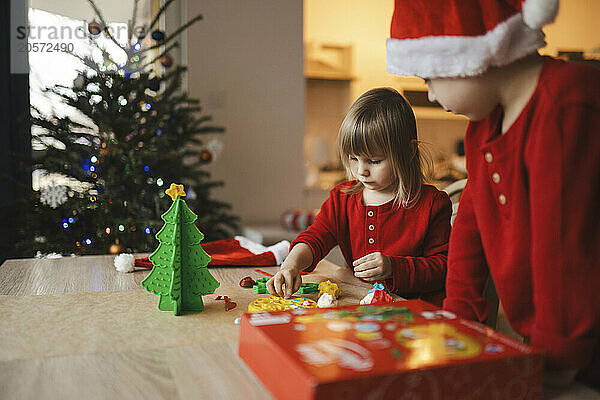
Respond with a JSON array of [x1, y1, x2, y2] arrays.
[[280, 209, 318, 231], [159, 53, 174, 68]]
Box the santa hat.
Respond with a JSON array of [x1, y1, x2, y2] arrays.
[[203, 236, 290, 266], [386, 0, 558, 78], [114, 236, 290, 272]]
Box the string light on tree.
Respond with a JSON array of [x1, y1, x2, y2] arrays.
[[8, 0, 237, 258], [151, 30, 165, 42]]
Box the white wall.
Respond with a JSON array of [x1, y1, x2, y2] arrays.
[[29, 0, 151, 24], [186, 1, 304, 225]]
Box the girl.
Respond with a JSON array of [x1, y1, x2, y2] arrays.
[[267, 88, 452, 306]]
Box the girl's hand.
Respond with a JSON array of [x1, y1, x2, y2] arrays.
[[352, 252, 392, 281], [267, 265, 302, 298]]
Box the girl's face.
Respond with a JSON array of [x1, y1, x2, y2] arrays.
[[426, 77, 497, 121], [348, 154, 395, 193]]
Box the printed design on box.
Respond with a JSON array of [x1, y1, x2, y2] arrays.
[[239, 301, 542, 400], [420, 310, 457, 320], [326, 321, 353, 332], [249, 312, 292, 326], [484, 343, 504, 354], [354, 322, 383, 341], [290, 306, 483, 372], [396, 323, 482, 368], [295, 305, 414, 325], [296, 338, 374, 372]]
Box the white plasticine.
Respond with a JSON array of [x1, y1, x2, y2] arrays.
[[359, 292, 375, 305], [317, 293, 338, 308], [114, 253, 135, 273], [386, 13, 546, 78]]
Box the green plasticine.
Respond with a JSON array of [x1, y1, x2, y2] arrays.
[[297, 282, 318, 294], [252, 283, 267, 294], [141, 195, 219, 315]]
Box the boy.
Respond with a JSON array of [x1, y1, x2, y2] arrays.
[[386, 0, 599, 388]]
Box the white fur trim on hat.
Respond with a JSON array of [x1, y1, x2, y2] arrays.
[[234, 235, 268, 254], [521, 0, 559, 30], [387, 12, 546, 78], [267, 240, 291, 265], [234, 235, 291, 265]]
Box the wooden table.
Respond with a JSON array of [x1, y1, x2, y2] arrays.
[[0, 254, 381, 399], [1, 255, 598, 400]]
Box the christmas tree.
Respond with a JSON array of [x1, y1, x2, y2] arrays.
[[0, 0, 237, 257], [141, 183, 219, 315]]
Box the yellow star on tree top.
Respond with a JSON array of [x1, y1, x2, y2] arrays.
[[165, 183, 186, 201]]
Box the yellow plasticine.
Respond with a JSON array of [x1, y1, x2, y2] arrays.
[[318, 280, 341, 298], [248, 296, 317, 313]]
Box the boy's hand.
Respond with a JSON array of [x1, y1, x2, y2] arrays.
[[353, 252, 392, 281], [267, 266, 302, 299]]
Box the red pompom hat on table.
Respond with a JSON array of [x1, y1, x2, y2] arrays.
[[137, 236, 290, 268], [386, 0, 558, 78], [116, 236, 290, 272]]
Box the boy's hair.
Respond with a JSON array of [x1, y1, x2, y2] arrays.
[[338, 87, 425, 208]]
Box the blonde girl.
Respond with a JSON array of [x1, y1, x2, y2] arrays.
[[268, 88, 451, 306]]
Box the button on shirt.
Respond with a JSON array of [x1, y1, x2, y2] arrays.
[[291, 181, 452, 306], [444, 56, 600, 376]]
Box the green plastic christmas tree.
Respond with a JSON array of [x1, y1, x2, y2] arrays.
[[141, 183, 219, 315]]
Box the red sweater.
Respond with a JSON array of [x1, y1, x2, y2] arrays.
[[444, 57, 600, 377], [292, 181, 451, 306]]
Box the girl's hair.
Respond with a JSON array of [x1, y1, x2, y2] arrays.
[[338, 87, 426, 208]]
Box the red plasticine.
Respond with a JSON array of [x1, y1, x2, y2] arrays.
[[254, 269, 309, 277], [215, 295, 237, 311], [254, 269, 273, 277], [225, 300, 237, 311]]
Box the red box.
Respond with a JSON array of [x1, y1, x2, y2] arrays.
[[238, 300, 542, 400]]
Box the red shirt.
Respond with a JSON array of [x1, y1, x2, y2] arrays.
[[292, 181, 451, 306], [444, 57, 600, 377]]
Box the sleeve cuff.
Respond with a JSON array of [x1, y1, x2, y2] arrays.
[[443, 298, 486, 322], [389, 256, 408, 293]]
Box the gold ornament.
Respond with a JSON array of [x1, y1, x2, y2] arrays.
[[200, 149, 213, 163], [109, 240, 125, 254], [88, 19, 103, 35]]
